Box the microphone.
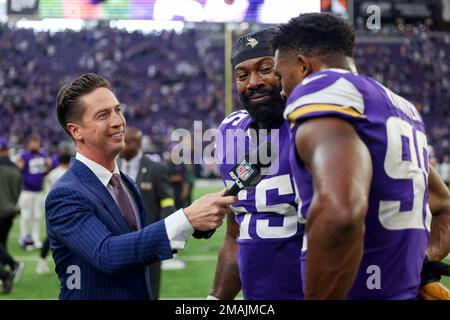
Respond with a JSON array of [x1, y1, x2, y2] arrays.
[[193, 142, 275, 239]]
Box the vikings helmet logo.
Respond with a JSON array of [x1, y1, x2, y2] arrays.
[[245, 36, 258, 48]]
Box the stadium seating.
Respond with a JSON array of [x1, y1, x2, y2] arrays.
[[0, 24, 448, 160]]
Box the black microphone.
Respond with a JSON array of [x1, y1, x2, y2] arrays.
[[193, 142, 275, 239]]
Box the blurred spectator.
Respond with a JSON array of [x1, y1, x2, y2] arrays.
[[0, 138, 24, 294], [160, 152, 188, 271], [185, 164, 197, 206], [163, 154, 190, 210], [16, 135, 52, 250], [36, 141, 74, 275]]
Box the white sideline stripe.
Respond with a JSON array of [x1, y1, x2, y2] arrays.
[[15, 255, 218, 262], [177, 255, 217, 261], [194, 179, 224, 189]]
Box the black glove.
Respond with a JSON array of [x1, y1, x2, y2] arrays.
[[420, 259, 450, 287], [192, 229, 216, 239]]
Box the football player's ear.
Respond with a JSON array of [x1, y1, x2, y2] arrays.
[[297, 54, 314, 78], [297, 54, 322, 78]]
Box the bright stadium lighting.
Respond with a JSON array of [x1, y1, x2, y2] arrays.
[[109, 20, 185, 34], [153, 0, 204, 22], [258, 0, 320, 23], [15, 18, 84, 32], [0, 0, 5, 22]]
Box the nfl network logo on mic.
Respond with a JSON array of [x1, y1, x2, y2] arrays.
[[229, 159, 257, 189], [237, 162, 254, 181]]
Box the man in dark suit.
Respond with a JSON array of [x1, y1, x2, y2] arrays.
[[119, 127, 176, 299], [0, 138, 25, 294], [46, 73, 235, 300]]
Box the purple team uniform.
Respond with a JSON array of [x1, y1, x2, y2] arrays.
[[216, 110, 304, 300], [285, 69, 430, 299], [21, 151, 47, 191]]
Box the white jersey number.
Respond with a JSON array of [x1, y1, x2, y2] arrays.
[[228, 174, 298, 240], [379, 117, 430, 230], [28, 157, 47, 175]]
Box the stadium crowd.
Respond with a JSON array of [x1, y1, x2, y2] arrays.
[[0, 24, 226, 159], [0, 23, 448, 174]]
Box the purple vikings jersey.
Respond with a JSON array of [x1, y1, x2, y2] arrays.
[[216, 110, 304, 300], [284, 69, 430, 299], [21, 151, 47, 192]]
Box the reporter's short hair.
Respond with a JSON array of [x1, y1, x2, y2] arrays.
[[55, 73, 111, 138]]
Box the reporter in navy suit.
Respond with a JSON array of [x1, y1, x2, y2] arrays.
[[46, 73, 236, 300]]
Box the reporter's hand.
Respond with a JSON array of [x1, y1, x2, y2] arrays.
[[183, 188, 237, 231]]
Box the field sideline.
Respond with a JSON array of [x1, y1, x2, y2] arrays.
[[0, 182, 448, 299]]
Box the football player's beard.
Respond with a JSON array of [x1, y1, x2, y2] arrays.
[[240, 86, 286, 129]]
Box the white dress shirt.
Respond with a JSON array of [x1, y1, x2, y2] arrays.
[[76, 152, 193, 249]]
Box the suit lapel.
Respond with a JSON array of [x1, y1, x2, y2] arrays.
[[70, 159, 130, 233]]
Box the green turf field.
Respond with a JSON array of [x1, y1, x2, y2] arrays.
[[1, 184, 449, 299]]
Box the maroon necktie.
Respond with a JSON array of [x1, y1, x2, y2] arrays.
[[109, 173, 138, 231]]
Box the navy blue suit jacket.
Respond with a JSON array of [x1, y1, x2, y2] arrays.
[[45, 159, 173, 300]]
